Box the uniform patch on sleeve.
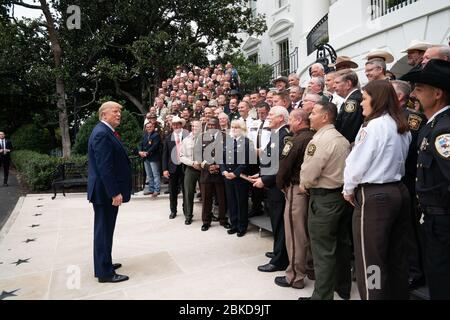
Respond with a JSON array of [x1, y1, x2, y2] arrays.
[[435, 134, 450, 159], [344, 101, 357, 113], [307, 144, 317, 156], [408, 114, 422, 131], [357, 129, 367, 143], [282, 141, 293, 157]]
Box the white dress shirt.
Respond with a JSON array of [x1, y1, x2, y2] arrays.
[[343, 114, 411, 195]]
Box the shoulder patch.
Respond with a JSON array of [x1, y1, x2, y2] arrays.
[[344, 100, 357, 113], [357, 129, 368, 143], [408, 114, 423, 131], [282, 141, 293, 158], [434, 134, 450, 159], [307, 144, 317, 157]]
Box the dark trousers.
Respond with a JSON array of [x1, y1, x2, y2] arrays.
[[201, 182, 227, 224], [225, 178, 249, 232], [406, 197, 425, 281], [0, 157, 10, 184], [183, 166, 200, 219], [309, 190, 352, 300], [423, 213, 450, 300], [353, 183, 410, 300], [250, 186, 264, 214], [169, 165, 185, 214], [93, 203, 118, 278], [266, 187, 289, 269]]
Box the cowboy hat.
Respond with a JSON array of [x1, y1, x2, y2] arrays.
[[366, 49, 395, 63], [329, 56, 359, 69], [401, 40, 432, 53], [273, 76, 289, 85], [401, 59, 450, 92], [171, 115, 186, 126]]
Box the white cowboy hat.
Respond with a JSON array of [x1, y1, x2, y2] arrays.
[[401, 40, 432, 53], [171, 116, 186, 126], [366, 49, 395, 63]]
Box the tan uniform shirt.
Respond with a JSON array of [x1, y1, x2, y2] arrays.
[[300, 124, 350, 190]]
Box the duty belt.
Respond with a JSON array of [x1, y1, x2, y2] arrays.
[[422, 206, 450, 216], [310, 187, 343, 196]]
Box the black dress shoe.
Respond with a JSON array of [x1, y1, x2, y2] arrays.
[[98, 274, 129, 283], [221, 222, 231, 229], [408, 277, 426, 291], [306, 270, 315, 281], [298, 296, 311, 300], [237, 230, 247, 237], [335, 290, 350, 300], [274, 276, 305, 289], [265, 252, 275, 259], [257, 263, 284, 272], [112, 263, 122, 270], [185, 218, 192, 225], [169, 212, 177, 219], [3, 183, 8, 187], [201, 224, 210, 231], [227, 228, 238, 235]]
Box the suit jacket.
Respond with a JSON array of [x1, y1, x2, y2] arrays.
[[87, 122, 132, 205], [335, 90, 364, 143], [0, 139, 12, 161], [260, 125, 291, 201], [220, 135, 253, 178], [139, 131, 161, 162], [162, 129, 189, 174], [198, 131, 225, 184]]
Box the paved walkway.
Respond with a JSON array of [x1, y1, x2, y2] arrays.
[[0, 171, 22, 230], [0, 193, 360, 300]]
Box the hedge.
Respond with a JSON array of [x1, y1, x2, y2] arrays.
[[11, 124, 53, 154], [12, 150, 87, 191]]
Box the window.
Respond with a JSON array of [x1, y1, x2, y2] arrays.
[[248, 53, 258, 64], [279, 39, 289, 76]]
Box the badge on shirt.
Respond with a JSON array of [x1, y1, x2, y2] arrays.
[[420, 138, 429, 152], [344, 101, 357, 113], [408, 114, 422, 131], [307, 144, 316, 156], [148, 140, 153, 145], [435, 134, 450, 159], [282, 141, 293, 158]]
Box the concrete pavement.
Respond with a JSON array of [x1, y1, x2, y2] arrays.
[[0, 192, 360, 300]]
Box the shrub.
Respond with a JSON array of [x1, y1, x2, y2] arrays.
[[73, 109, 143, 155], [11, 124, 53, 154], [12, 150, 87, 191]]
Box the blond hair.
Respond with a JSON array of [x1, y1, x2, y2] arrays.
[[98, 101, 122, 120]]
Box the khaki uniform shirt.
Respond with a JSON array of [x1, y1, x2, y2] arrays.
[[300, 124, 350, 190]]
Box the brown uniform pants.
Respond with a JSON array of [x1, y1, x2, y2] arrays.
[[200, 182, 227, 225], [284, 184, 314, 287], [353, 182, 411, 300]]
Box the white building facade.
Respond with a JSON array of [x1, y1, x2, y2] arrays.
[[241, 0, 450, 86]]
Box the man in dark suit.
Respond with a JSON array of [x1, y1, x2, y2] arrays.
[[139, 122, 162, 197], [253, 106, 291, 273], [162, 116, 189, 219], [0, 131, 12, 186], [87, 101, 132, 283], [333, 69, 364, 144]]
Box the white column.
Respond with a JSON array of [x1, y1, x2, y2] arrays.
[[299, 0, 330, 33]]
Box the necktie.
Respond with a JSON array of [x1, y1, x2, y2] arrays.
[[257, 121, 264, 149], [175, 134, 181, 162], [113, 131, 121, 140], [0, 140, 3, 149]]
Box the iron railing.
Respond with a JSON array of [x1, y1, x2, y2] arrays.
[[306, 14, 329, 56], [271, 47, 299, 79], [130, 156, 146, 194], [370, 0, 419, 19]]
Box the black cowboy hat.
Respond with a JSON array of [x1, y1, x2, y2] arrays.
[[401, 59, 450, 92]]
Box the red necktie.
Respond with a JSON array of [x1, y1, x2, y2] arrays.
[[114, 131, 121, 140]]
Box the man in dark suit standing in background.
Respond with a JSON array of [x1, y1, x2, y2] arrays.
[[0, 131, 12, 186], [162, 116, 189, 219], [88, 101, 132, 283]]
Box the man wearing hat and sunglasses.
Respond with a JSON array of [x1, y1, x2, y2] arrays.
[[402, 40, 432, 73], [402, 59, 450, 300]]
